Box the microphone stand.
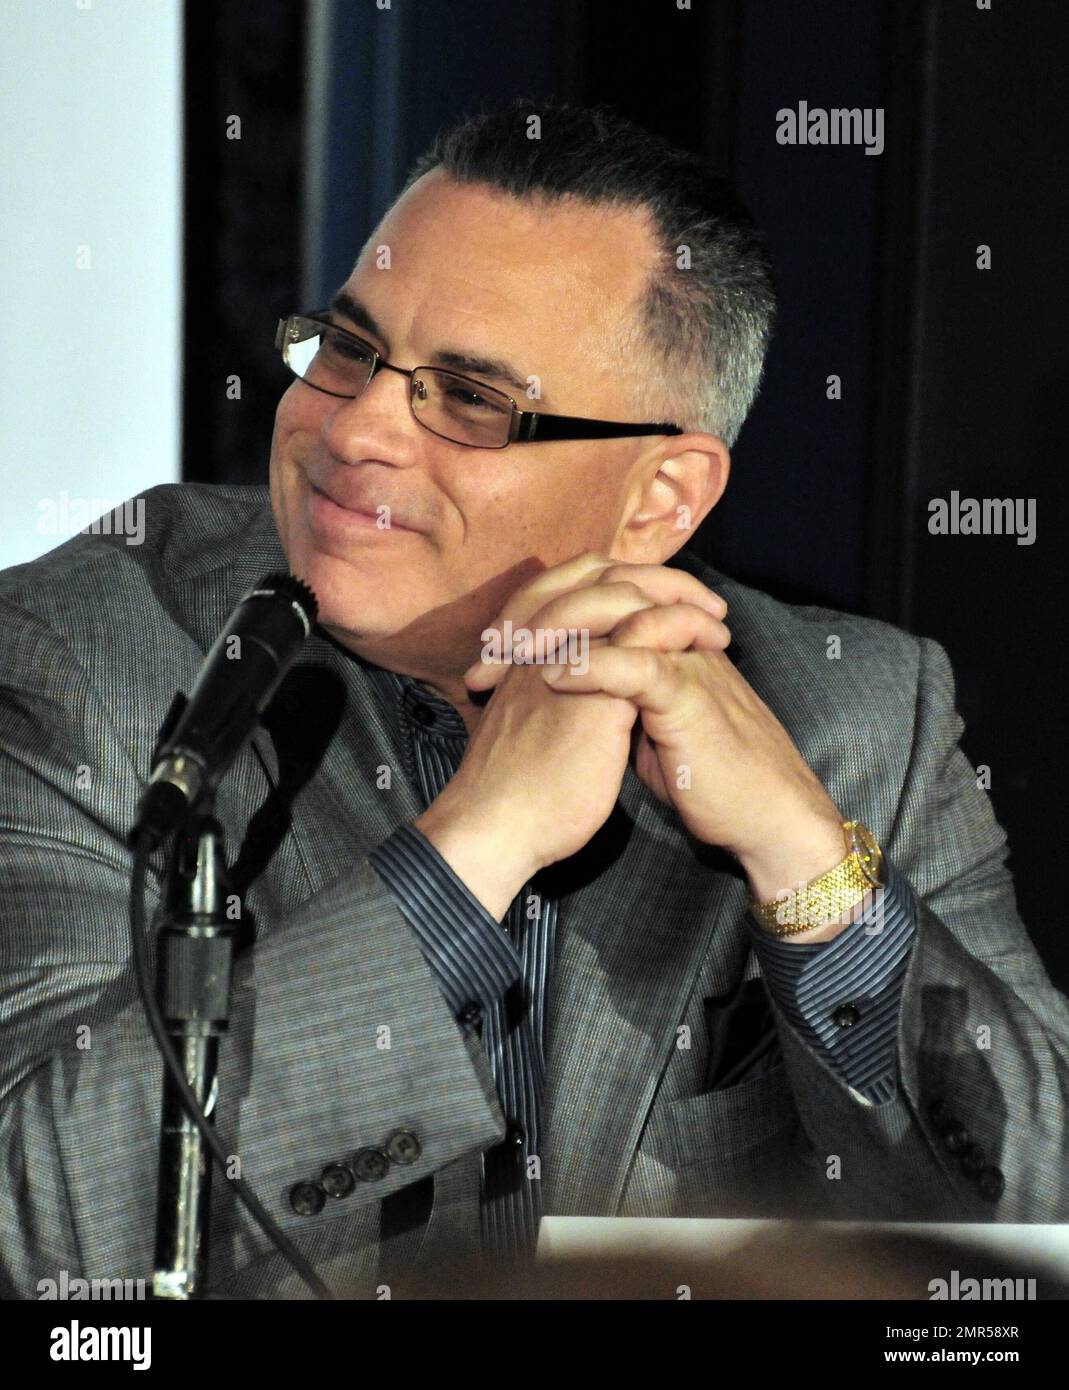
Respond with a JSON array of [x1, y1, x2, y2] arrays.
[[150, 806, 236, 1300]]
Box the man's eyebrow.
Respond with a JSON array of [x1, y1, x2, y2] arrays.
[[427, 348, 536, 401], [327, 289, 544, 404], [328, 290, 388, 345]]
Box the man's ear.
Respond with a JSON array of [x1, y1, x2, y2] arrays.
[[613, 435, 730, 563]]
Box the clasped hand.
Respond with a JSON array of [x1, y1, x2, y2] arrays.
[[463, 552, 849, 914]]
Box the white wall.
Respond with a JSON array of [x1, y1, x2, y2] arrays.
[[0, 0, 181, 570]]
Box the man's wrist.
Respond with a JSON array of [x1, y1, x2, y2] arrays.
[[736, 810, 846, 905], [413, 794, 539, 922], [736, 810, 871, 941]]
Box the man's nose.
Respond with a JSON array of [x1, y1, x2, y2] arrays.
[[321, 367, 419, 460]]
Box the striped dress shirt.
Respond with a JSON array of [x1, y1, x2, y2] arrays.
[[363, 661, 917, 1257]]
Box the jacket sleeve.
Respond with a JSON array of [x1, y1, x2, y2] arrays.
[[368, 823, 523, 1021], [767, 632, 1069, 1222], [0, 598, 506, 1298]]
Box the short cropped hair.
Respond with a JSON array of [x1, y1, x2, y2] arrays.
[[399, 98, 777, 448]]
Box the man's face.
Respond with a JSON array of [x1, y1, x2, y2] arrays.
[[269, 169, 670, 679]]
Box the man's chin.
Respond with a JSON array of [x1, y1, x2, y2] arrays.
[[280, 545, 404, 637], [285, 530, 383, 581]]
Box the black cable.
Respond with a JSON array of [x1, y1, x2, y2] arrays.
[[129, 831, 333, 1300]]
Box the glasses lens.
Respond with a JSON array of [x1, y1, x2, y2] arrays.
[[283, 318, 375, 396], [414, 368, 511, 447]]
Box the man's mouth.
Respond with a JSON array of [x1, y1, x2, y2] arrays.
[[308, 482, 421, 534]]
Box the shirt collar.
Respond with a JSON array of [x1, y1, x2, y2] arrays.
[[325, 635, 469, 739]]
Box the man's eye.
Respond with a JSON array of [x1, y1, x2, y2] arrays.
[[324, 330, 374, 362], [445, 385, 495, 410]]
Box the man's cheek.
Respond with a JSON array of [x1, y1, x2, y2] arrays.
[[277, 480, 319, 572]]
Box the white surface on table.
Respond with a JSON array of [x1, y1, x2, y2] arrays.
[[536, 1217, 1069, 1279]]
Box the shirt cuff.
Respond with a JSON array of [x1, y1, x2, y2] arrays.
[[747, 857, 917, 1103], [368, 823, 523, 1028]]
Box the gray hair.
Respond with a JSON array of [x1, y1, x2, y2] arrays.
[[398, 98, 777, 448]]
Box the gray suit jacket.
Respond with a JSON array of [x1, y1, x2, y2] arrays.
[[2, 482, 1067, 1299]]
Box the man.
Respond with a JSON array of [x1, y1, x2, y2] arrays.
[[2, 100, 1068, 1301]]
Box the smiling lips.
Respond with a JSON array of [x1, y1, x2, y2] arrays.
[[308, 481, 421, 535]]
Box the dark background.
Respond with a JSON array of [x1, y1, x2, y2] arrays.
[[182, 0, 1069, 988]]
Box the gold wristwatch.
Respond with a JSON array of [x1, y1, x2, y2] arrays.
[[749, 820, 885, 937]]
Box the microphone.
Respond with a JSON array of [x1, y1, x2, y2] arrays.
[[130, 573, 319, 849]]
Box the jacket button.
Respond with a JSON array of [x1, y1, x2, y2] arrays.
[[943, 1125, 970, 1154], [504, 1120, 526, 1152], [928, 1098, 954, 1130], [977, 1166, 1005, 1202], [320, 1163, 356, 1198], [457, 1000, 483, 1029], [832, 1003, 860, 1028], [289, 1180, 326, 1216], [352, 1147, 390, 1182], [384, 1130, 422, 1166], [959, 1144, 987, 1177]]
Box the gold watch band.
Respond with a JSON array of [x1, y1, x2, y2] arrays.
[[749, 820, 883, 937]]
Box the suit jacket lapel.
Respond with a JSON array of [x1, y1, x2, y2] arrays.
[[169, 501, 424, 915]]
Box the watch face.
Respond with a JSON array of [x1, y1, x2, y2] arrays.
[[850, 822, 884, 885]]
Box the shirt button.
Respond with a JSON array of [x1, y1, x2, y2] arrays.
[[504, 1120, 526, 1152], [289, 1180, 326, 1216], [320, 1163, 356, 1198], [832, 1003, 860, 1028], [977, 1166, 1005, 1202], [959, 1144, 987, 1177], [943, 1125, 970, 1154], [457, 1000, 483, 1029], [384, 1130, 422, 1166], [352, 1147, 391, 1182]]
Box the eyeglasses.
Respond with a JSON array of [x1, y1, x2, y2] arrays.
[[274, 311, 684, 450]]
